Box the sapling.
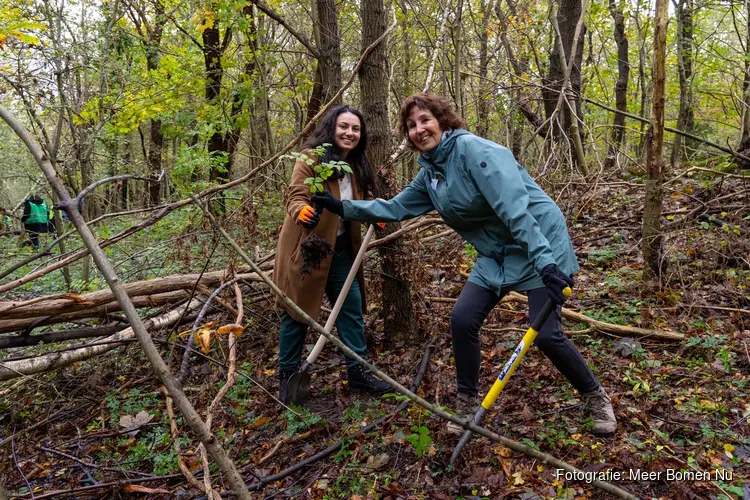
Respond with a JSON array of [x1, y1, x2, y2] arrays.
[[283, 144, 352, 278]]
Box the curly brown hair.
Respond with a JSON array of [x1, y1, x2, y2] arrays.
[[398, 93, 467, 148]]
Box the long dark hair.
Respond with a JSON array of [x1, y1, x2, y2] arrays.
[[301, 105, 377, 196]]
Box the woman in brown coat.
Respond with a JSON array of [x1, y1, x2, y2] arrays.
[[273, 105, 390, 403]]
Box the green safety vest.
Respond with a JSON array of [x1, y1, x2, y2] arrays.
[[27, 201, 48, 225]]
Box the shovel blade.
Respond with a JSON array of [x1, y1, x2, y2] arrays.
[[286, 371, 311, 405]]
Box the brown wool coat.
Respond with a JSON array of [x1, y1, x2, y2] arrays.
[[273, 157, 371, 323]]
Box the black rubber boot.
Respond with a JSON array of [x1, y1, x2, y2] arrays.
[[347, 365, 391, 395], [278, 369, 296, 404]]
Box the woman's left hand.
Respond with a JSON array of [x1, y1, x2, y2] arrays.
[[311, 191, 344, 217], [541, 264, 574, 305]]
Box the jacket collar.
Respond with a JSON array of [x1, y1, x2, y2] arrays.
[[417, 128, 469, 172]]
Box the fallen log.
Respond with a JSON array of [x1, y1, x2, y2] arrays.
[[0, 290, 190, 334], [0, 310, 213, 349], [0, 270, 265, 319], [0, 297, 205, 381], [425, 292, 685, 341]]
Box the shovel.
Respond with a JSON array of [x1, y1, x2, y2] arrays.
[[449, 286, 572, 465], [286, 224, 377, 405]]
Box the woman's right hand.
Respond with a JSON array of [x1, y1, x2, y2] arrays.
[[297, 205, 320, 229]]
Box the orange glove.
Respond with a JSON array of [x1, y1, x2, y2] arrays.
[[297, 205, 320, 229]]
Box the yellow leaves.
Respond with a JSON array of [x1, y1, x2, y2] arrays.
[[724, 443, 735, 459], [512, 471, 525, 485], [194, 322, 242, 353], [195, 327, 212, 353], [494, 444, 512, 457], [699, 399, 716, 410], [217, 323, 244, 336], [192, 10, 215, 33]]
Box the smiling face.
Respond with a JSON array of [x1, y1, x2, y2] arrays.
[[406, 106, 443, 152], [334, 112, 361, 159]]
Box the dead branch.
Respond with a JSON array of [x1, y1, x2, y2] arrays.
[[425, 293, 684, 340], [165, 389, 213, 496], [0, 290, 190, 334], [0, 297, 204, 381], [0, 270, 264, 319], [194, 196, 639, 500], [0, 311, 208, 350], [70, 170, 165, 208]]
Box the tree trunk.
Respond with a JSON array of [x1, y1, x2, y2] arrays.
[[635, 1, 650, 159], [476, 0, 492, 138], [642, 0, 668, 281], [741, 0, 750, 145], [453, 0, 464, 116], [316, 0, 342, 106], [671, 0, 695, 167], [543, 0, 585, 145], [146, 0, 165, 206], [359, 0, 418, 342], [202, 18, 231, 184], [605, 0, 629, 169]]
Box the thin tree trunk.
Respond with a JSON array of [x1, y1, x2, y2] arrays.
[[635, 1, 650, 159], [543, 0, 585, 146], [476, 0, 492, 137], [359, 0, 418, 342], [202, 16, 230, 184], [642, 0, 669, 280], [453, 0, 464, 116], [671, 0, 694, 167], [741, 0, 750, 146], [146, 0, 165, 206], [316, 0, 342, 106], [605, 0, 629, 169]]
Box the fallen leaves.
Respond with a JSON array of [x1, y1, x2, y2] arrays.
[[193, 322, 244, 353], [119, 411, 153, 436]]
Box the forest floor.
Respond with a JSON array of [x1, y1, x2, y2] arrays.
[[1, 166, 749, 499]]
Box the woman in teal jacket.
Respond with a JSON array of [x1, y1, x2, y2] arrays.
[[313, 93, 617, 436]]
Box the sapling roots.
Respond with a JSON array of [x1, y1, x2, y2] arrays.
[[299, 234, 333, 279]]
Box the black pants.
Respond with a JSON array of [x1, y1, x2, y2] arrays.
[[25, 229, 40, 249], [451, 281, 599, 397]]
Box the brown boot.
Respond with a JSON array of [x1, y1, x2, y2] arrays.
[[446, 393, 479, 435], [582, 387, 617, 436]]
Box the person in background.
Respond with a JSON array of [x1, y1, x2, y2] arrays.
[[21, 194, 49, 250], [313, 93, 617, 436], [273, 105, 390, 403], [1, 208, 13, 232]]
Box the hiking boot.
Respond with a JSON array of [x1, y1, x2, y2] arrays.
[[278, 369, 296, 404], [582, 386, 617, 436], [446, 393, 479, 435], [347, 365, 391, 395]]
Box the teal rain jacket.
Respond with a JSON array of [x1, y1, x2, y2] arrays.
[[342, 129, 579, 293]]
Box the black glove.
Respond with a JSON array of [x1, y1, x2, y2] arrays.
[[541, 264, 574, 305], [311, 190, 344, 218]]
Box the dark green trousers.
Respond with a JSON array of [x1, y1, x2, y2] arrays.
[[279, 233, 367, 371]]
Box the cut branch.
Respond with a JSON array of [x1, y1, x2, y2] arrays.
[[425, 292, 684, 340]]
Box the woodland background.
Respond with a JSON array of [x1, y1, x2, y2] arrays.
[[0, 0, 749, 497]]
